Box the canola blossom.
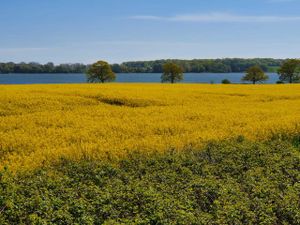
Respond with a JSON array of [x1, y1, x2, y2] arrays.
[[1, 84, 300, 171]]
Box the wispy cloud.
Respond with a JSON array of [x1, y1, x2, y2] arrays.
[[130, 12, 300, 23], [131, 16, 162, 21], [268, 0, 298, 3]]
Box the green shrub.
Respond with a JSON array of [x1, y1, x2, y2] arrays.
[[221, 79, 231, 84], [0, 138, 299, 224]]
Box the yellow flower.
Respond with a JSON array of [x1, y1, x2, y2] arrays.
[[1, 84, 300, 172]]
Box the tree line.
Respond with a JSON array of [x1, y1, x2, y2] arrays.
[[0, 58, 283, 74], [0, 62, 87, 74], [87, 59, 300, 84], [112, 58, 283, 73], [2, 59, 299, 84]]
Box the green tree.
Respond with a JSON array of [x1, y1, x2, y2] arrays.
[[242, 66, 269, 84], [111, 64, 122, 73], [44, 62, 55, 73], [278, 59, 300, 83], [161, 63, 183, 83], [222, 79, 231, 84], [86, 61, 116, 83]]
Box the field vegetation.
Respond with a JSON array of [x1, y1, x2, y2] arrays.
[[1, 84, 300, 172], [1, 138, 299, 224], [0, 84, 300, 223]]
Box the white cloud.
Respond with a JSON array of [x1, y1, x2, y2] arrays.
[[130, 12, 300, 23], [130, 16, 162, 20]]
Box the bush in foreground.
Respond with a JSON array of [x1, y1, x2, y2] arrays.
[[0, 138, 299, 224]]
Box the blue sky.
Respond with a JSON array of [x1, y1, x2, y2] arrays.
[[0, 0, 300, 64]]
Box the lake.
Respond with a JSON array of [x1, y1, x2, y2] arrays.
[[0, 73, 279, 84]]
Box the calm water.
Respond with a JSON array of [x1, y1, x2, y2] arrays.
[[0, 73, 279, 84]]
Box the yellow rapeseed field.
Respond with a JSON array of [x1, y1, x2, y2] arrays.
[[1, 84, 300, 171]]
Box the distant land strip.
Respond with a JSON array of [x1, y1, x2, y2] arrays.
[[0, 58, 287, 74]]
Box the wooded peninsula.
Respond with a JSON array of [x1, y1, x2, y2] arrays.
[[0, 58, 283, 74]]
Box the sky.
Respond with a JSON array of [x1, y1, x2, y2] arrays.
[[0, 0, 300, 64]]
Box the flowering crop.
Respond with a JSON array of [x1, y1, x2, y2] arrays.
[[1, 84, 300, 171]]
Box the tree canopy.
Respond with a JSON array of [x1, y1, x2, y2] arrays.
[[115, 58, 282, 73], [242, 66, 269, 84], [161, 63, 183, 83], [0, 62, 87, 74], [278, 59, 300, 83], [0, 58, 283, 74], [86, 61, 116, 83]]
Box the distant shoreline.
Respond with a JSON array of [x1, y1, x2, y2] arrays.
[[0, 58, 282, 74]]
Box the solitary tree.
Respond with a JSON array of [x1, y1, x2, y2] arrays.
[[161, 63, 183, 83], [278, 59, 300, 83], [242, 66, 269, 84], [86, 61, 116, 83]]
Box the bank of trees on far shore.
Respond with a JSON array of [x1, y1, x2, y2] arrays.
[[0, 58, 284, 74], [0, 62, 88, 74], [1, 58, 299, 84]]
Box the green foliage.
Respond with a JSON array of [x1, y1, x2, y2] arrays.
[[221, 79, 231, 84], [0, 62, 87, 74], [86, 61, 116, 83], [116, 58, 283, 73], [268, 66, 280, 73], [0, 58, 284, 74], [0, 138, 299, 224], [278, 59, 300, 83], [161, 63, 183, 83], [242, 65, 269, 84]]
